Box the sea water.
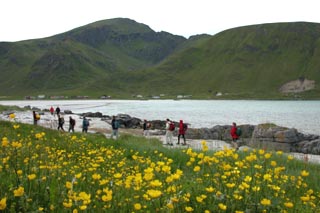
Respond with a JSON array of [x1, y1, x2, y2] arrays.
[[0, 99, 319, 135]]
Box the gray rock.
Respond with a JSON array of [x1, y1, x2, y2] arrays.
[[81, 112, 103, 118], [274, 129, 299, 143]]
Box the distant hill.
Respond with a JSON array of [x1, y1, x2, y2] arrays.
[[0, 19, 320, 99], [121, 22, 320, 99], [0, 18, 186, 96]]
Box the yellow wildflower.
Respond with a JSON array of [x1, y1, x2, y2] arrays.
[[92, 173, 101, 180], [28, 174, 36, 180], [260, 198, 271, 206], [206, 186, 215, 193], [114, 173, 122, 179], [146, 189, 162, 198], [79, 205, 87, 210], [63, 200, 73, 208], [193, 166, 201, 172], [150, 180, 162, 187], [264, 153, 272, 159], [134, 203, 142, 210], [167, 202, 174, 209], [270, 161, 277, 167], [9, 113, 15, 119], [75, 173, 82, 179], [185, 206, 194, 212], [0, 197, 7, 210], [300, 196, 310, 202], [13, 186, 24, 197], [218, 203, 227, 210], [301, 170, 309, 177], [284, 202, 294, 208], [1, 139, 8, 147], [287, 155, 294, 160], [17, 170, 23, 176], [11, 141, 22, 148], [65, 181, 72, 189]]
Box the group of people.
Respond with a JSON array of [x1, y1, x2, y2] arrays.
[[160, 118, 241, 150], [164, 118, 188, 146], [33, 106, 90, 133], [33, 106, 242, 149]]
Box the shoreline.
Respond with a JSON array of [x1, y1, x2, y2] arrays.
[[2, 109, 320, 164]]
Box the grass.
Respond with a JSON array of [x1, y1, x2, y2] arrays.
[[2, 21, 320, 99], [0, 117, 320, 212]]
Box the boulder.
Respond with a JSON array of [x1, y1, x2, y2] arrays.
[[64, 110, 73, 114], [293, 139, 320, 154], [250, 123, 301, 152], [274, 129, 299, 143], [81, 112, 103, 118]]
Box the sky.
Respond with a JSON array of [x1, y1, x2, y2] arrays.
[[1, 0, 320, 42]]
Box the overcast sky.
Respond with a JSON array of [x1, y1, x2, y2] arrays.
[[1, 0, 319, 42]]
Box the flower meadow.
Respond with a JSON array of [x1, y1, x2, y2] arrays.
[[1, 117, 320, 212]]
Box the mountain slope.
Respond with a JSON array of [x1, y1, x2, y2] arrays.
[[0, 18, 186, 95], [124, 22, 320, 98], [1, 20, 320, 99]]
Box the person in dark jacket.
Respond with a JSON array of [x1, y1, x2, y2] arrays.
[[68, 116, 76, 132], [82, 117, 89, 133], [177, 120, 187, 145], [55, 107, 61, 116], [57, 115, 65, 131], [230, 122, 239, 150], [33, 111, 40, 125], [111, 116, 119, 139]]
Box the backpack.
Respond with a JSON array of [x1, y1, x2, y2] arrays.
[[236, 127, 242, 136], [183, 123, 188, 131], [169, 122, 175, 131], [83, 119, 89, 127], [35, 114, 40, 120], [113, 120, 120, 129]]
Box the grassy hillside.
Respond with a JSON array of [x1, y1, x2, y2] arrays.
[[126, 22, 320, 99], [0, 18, 186, 97], [1, 20, 320, 99]]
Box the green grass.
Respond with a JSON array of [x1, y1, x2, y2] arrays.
[[1, 119, 320, 212], [2, 20, 320, 99]]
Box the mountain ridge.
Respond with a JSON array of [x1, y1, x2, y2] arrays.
[[0, 18, 320, 99]]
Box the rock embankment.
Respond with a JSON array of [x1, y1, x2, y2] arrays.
[[2, 108, 320, 155], [77, 112, 320, 155], [72, 112, 320, 155]]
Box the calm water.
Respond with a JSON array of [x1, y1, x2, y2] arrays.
[[0, 100, 319, 135]]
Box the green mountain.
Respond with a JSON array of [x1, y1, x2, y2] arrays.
[[0, 18, 186, 96], [1, 19, 320, 99], [122, 22, 320, 99]]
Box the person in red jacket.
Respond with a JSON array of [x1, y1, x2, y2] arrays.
[[230, 122, 239, 150], [177, 120, 187, 145]]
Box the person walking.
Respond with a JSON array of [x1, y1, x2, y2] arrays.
[[57, 115, 65, 131], [68, 116, 76, 132], [111, 116, 120, 139], [165, 118, 174, 146], [50, 106, 55, 116], [82, 117, 90, 133], [55, 106, 61, 116], [33, 111, 40, 125], [177, 120, 187, 145], [230, 122, 240, 150], [143, 119, 150, 137]]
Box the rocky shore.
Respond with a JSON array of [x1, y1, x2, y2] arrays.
[[1, 106, 320, 155]]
